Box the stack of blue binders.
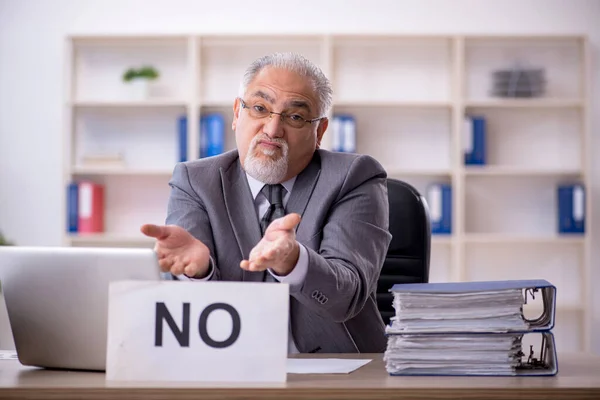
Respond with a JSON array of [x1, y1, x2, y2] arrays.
[[384, 279, 558, 376]]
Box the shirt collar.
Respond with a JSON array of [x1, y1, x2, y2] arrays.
[[245, 172, 296, 200]]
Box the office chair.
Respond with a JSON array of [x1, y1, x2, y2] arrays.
[[377, 178, 432, 326]]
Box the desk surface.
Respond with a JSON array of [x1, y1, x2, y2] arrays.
[[1, 352, 599, 400]]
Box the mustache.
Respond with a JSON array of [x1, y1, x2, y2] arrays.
[[251, 135, 288, 148]]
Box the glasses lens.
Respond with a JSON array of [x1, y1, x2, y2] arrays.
[[285, 116, 306, 129], [248, 106, 270, 119]]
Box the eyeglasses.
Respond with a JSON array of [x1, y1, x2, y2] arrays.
[[239, 98, 323, 129]]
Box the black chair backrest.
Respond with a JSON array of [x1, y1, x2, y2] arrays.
[[377, 178, 431, 325]]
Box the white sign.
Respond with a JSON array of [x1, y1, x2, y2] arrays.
[[105, 280, 289, 383]]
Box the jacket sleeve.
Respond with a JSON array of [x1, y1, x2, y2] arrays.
[[290, 155, 392, 322], [164, 162, 221, 281]]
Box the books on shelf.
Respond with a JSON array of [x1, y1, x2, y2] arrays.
[[558, 183, 585, 234], [67, 181, 105, 234], [426, 183, 451, 235], [384, 280, 558, 376]]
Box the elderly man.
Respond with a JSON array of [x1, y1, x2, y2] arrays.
[[141, 52, 392, 353]]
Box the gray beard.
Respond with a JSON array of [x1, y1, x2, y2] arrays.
[[243, 141, 289, 184]]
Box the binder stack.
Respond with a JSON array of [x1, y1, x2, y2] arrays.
[[384, 280, 558, 376]]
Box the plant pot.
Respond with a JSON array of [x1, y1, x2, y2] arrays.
[[127, 79, 150, 100]]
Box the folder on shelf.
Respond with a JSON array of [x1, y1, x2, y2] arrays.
[[77, 181, 105, 234], [427, 183, 451, 234], [384, 279, 558, 376], [331, 114, 356, 153], [200, 113, 225, 158], [66, 182, 79, 233], [177, 115, 188, 162], [463, 115, 486, 165], [558, 183, 585, 234]]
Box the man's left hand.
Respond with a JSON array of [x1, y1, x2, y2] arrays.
[[240, 213, 301, 276]]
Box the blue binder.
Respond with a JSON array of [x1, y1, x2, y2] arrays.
[[177, 115, 188, 162], [66, 182, 79, 233], [558, 184, 585, 234], [331, 114, 356, 153], [427, 183, 452, 234], [385, 280, 558, 376], [464, 116, 486, 165], [200, 113, 224, 158]]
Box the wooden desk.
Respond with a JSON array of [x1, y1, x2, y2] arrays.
[[1, 352, 599, 399]]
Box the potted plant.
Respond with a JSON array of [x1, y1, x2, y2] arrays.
[[122, 65, 160, 100]]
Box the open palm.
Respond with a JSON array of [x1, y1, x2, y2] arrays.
[[140, 224, 210, 278]]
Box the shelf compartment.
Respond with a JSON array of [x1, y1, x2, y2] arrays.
[[462, 107, 582, 171], [73, 107, 186, 172], [428, 243, 452, 284], [465, 242, 582, 309], [199, 105, 236, 155], [334, 105, 452, 172], [67, 175, 170, 240], [73, 37, 189, 102], [332, 37, 452, 103], [465, 175, 586, 236], [199, 37, 323, 104], [464, 36, 583, 102]]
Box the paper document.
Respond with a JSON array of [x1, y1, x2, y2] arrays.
[[0, 350, 17, 360], [287, 358, 371, 374]]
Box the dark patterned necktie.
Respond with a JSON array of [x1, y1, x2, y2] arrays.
[[260, 184, 286, 236]]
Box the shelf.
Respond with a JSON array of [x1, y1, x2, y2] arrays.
[[464, 166, 582, 177], [465, 99, 583, 108], [67, 233, 155, 246], [63, 34, 592, 353], [333, 100, 452, 108], [464, 234, 585, 245], [387, 168, 451, 177], [71, 100, 187, 108], [72, 167, 174, 176]]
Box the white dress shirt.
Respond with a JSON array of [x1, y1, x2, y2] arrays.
[[176, 173, 309, 354]]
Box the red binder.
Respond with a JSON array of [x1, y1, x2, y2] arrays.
[[78, 181, 104, 233]]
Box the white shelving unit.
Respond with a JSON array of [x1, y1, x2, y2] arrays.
[[62, 34, 592, 353]]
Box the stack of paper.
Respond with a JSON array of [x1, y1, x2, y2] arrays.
[[386, 289, 529, 334], [383, 280, 558, 376]]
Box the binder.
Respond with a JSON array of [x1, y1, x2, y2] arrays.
[[427, 183, 452, 234], [331, 114, 355, 153], [384, 279, 558, 376], [77, 181, 104, 234], [177, 115, 188, 162], [200, 113, 225, 157], [463, 115, 486, 165], [66, 182, 79, 233], [558, 184, 585, 234]]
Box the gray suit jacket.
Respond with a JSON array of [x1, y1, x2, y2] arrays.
[[165, 149, 392, 353]]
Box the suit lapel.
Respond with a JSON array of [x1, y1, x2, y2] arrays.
[[286, 153, 321, 237], [220, 160, 265, 282]]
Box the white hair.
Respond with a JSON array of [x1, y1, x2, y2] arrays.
[[238, 52, 333, 117], [243, 134, 289, 184]]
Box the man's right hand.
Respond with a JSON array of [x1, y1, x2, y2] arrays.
[[140, 224, 211, 279]]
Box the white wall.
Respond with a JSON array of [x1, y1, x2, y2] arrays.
[[0, 0, 599, 351]]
